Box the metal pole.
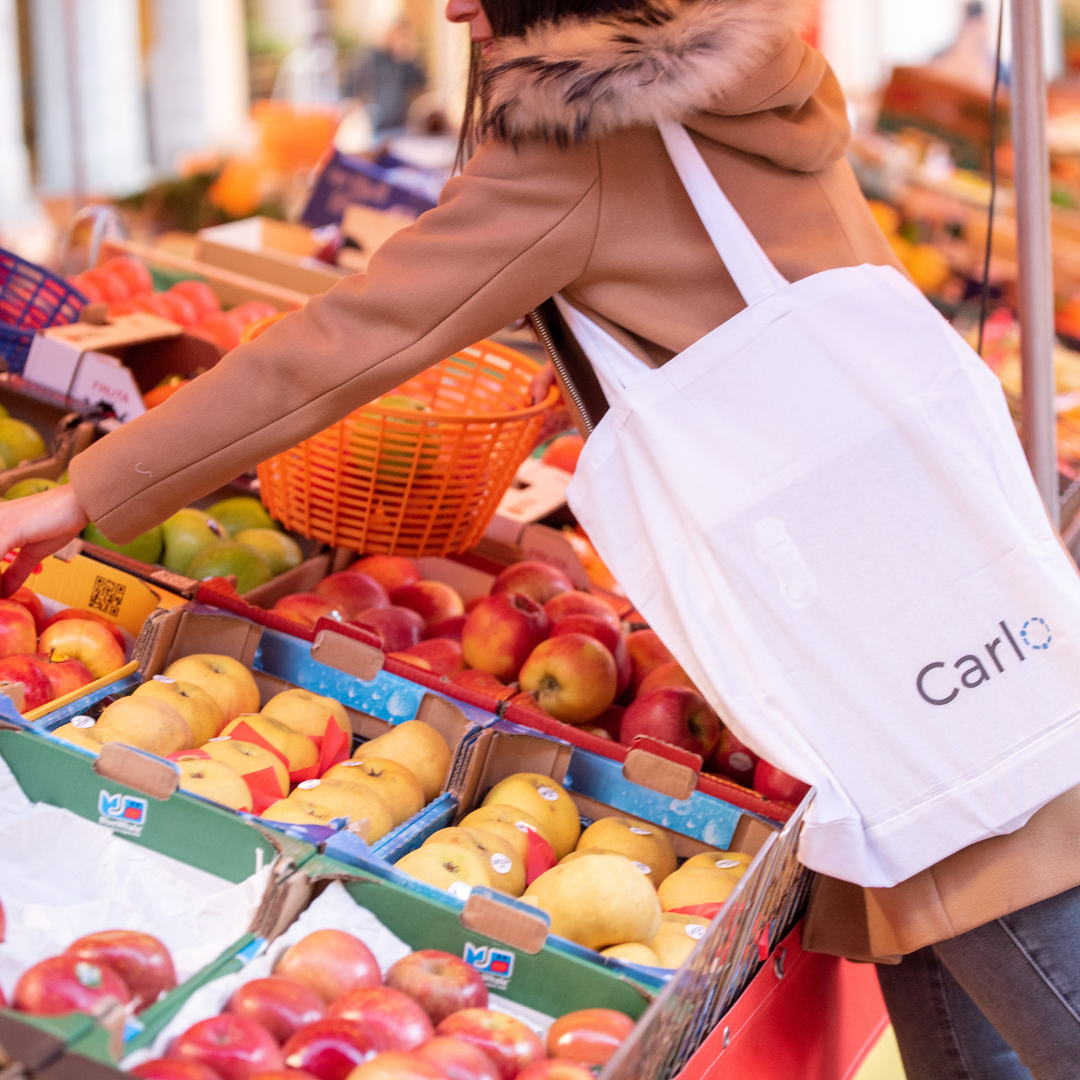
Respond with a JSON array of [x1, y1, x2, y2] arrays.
[[1012, 0, 1059, 526]]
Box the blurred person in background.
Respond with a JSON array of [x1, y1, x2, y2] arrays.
[[347, 18, 427, 137]]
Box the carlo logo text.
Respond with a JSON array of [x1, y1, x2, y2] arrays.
[[916, 618, 1051, 706]]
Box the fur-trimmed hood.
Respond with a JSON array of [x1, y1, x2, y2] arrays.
[[479, 0, 813, 143]]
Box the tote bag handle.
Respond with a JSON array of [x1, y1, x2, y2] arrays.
[[656, 120, 790, 307]]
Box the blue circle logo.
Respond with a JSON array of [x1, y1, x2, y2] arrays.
[[1021, 617, 1052, 650]]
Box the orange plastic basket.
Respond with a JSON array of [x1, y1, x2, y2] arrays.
[[257, 340, 559, 556]]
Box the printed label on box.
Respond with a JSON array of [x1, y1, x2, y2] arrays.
[[98, 789, 148, 836], [464, 942, 516, 990]]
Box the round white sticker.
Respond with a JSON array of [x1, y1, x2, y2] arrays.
[[685, 924, 707, 940], [340, 760, 364, 767], [490, 853, 513, 875], [297, 779, 321, 790], [152, 675, 176, 684], [632, 861, 652, 875], [514, 821, 534, 834], [72, 715, 96, 729], [537, 786, 560, 802], [729, 752, 754, 772], [715, 859, 741, 870], [447, 881, 472, 901], [207, 736, 231, 742], [629, 827, 652, 836]]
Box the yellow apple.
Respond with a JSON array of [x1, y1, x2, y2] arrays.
[[50, 721, 102, 753], [163, 654, 260, 723], [133, 677, 225, 746], [575, 816, 677, 888], [482, 773, 581, 859], [356, 720, 451, 803], [458, 804, 551, 863], [682, 851, 752, 877], [94, 696, 192, 756], [558, 848, 655, 890], [279, 778, 394, 841], [38, 619, 125, 679], [657, 865, 739, 912], [262, 797, 363, 833], [648, 912, 711, 969], [221, 714, 317, 773], [260, 687, 351, 740], [321, 757, 424, 826], [522, 853, 662, 949], [202, 737, 289, 798], [175, 756, 252, 811], [425, 827, 525, 897], [600, 942, 661, 966], [395, 842, 492, 894]]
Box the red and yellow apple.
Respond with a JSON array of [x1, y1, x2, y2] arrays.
[[327, 986, 434, 1052], [345, 1051, 447, 1080], [352, 606, 425, 652], [274, 930, 381, 1005], [392, 638, 464, 676], [385, 950, 488, 1025], [449, 669, 515, 701], [281, 1017, 375, 1077], [425, 615, 468, 642], [625, 630, 675, 696], [546, 1008, 635, 1065], [8, 586, 44, 633], [352, 555, 420, 592], [14, 954, 131, 1015], [619, 686, 721, 759], [417, 1036, 500, 1080], [315, 572, 389, 619], [27, 653, 93, 700], [390, 581, 464, 628], [550, 614, 630, 697], [65, 930, 175, 1011], [39, 618, 125, 679], [637, 660, 696, 697], [434, 1009, 545, 1080], [42, 607, 125, 651], [273, 593, 340, 629], [753, 759, 811, 805], [491, 561, 573, 605], [225, 976, 325, 1044], [518, 633, 616, 725], [543, 592, 620, 631], [462, 594, 549, 682], [169, 1015, 285, 1079], [0, 655, 52, 711]]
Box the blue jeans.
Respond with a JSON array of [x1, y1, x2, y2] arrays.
[[876, 885, 1080, 1079]]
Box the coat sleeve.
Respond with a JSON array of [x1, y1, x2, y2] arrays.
[[70, 141, 602, 543]]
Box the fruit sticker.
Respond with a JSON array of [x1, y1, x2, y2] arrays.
[[297, 779, 321, 790], [72, 715, 95, 729], [631, 861, 652, 875], [537, 786, 560, 802], [685, 924, 707, 940], [489, 853, 513, 875], [75, 962, 102, 988], [629, 827, 652, 835], [447, 881, 472, 901], [715, 859, 741, 870]]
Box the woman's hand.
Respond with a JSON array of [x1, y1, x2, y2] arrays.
[[531, 361, 558, 405], [0, 485, 90, 596]]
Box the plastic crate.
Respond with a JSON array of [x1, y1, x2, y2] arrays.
[[0, 320, 36, 375], [0, 247, 87, 329]]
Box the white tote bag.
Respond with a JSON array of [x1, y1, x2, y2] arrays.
[[562, 120, 1080, 888]]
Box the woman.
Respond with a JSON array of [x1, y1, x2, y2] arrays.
[[4, 1, 1076, 1075]]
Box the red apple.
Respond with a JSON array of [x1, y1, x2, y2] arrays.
[[546, 1008, 635, 1065], [281, 1017, 375, 1079], [449, 669, 515, 702], [9, 586, 45, 633], [491, 562, 573, 606], [0, 655, 53, 710], [170, 1015, 284, 1080], [0, 599, 37, 659], [345, 1052, 448, 1080], [753, 759, 811, 805], [327, 986, 434, 1052], [385, 950, 488, 1026], [461, 594, 549, 682], [707, 728, 760, 787], [28, 653, 94, 698], [38, 618, 126, 679], [273, 930, 381, 1005], [42, 608, 126, 651], [425, 615, 468, 642], [507, 692, 550, 718], [417, 1037, 500, 1080], [637, 660, 696, 697], [625, 630, 675, 696], [518, 633, 616, 725], [273, 594, 341, 629], [517, 1064, 593, 1080], [395, 639, 464, 677], [226, 977, 326, 1044], [13, 954, 131, 1015], [130, 1061, 223, 1080], [352, 555, 420, 593], [542, 592, 620, 631], [247, 1073, 319, 1080], [619, 686, 721, 758], [585, 704, 624, 741], [550, 615, 630, 697], [352, 606, 424, 652], [65, 930, 176, 1010], [315, 573, 389, 619], [434, 1010, 544, 1080], [390, 582, 464, 628]]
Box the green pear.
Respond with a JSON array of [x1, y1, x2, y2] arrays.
[[83, 522, 164, 564], [186, 541, 273, 593], [161, 507, 222, 575], [235, 528, 303, 576]]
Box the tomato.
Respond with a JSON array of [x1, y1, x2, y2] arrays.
[[191, 312, 241, 353], [168, 280, 220, 319], [100, 256, 152, 295], [546, 1008, 635, 1065], [70, 273, 104, 302], [157, 291, 198, 326], [81, 267, 130, 302], [131, 293, 174, 319], [229, 300, 278, 325]]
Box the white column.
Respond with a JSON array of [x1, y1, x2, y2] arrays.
[[31, 0, 151, 196], [0, 0, 34, 227], [147, 0, 250, 175]]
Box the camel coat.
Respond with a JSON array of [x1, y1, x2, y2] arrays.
[[66, 0, 1079, 961]]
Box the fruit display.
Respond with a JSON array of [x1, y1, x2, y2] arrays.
[[49, 638, 452, 842], [0, 590, 126, 713], [68, 256, 280, 364], [83, 495, 304, 596], [6, 929, 176, 1016], [391, 769, 748, 970], [133, 929, 633, 1079]]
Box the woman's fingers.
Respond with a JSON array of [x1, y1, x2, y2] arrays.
[[0, 485, 90, 595], [531, 361, 558, 404]]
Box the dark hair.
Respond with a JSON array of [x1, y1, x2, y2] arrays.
[[455, 0, 645, 168]]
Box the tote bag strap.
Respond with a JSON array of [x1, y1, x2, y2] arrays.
[[656, 119, 789, 307]]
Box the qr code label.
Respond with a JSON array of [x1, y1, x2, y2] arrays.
[[89, 575, 126, 618]]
